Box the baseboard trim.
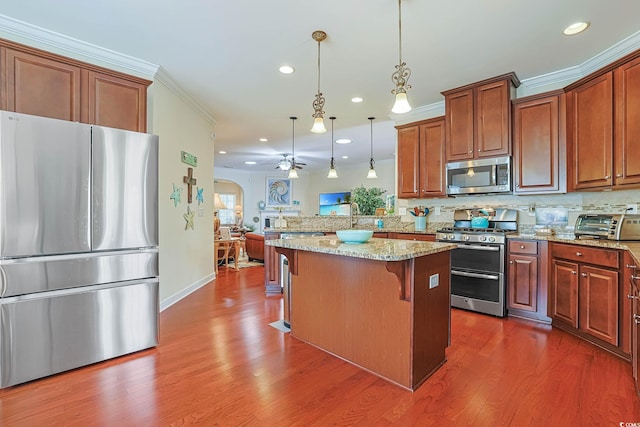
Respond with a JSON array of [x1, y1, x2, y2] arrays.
[[160, 273, 215, 312]]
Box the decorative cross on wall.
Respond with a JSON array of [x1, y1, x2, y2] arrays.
[[183, 167, 197, 204]]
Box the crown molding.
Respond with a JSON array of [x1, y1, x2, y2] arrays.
[[0, 14, 217, 126], [154, 67, 217, 126], [0, 14, 159, 78], [521, 29, 640, 90]]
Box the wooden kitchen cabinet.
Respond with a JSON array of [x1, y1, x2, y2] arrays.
[[442, 73, 519, 162], [0, 46, 81, 121], [264, 232, 281, 295], [624, 251, 637, 363], [389, 233, 435, 242], [550, 243, 622, 354], [512, 91, 566, 194], [0, 39, 150, 132], [83, 70, 148, 132], [396, 117, 445, 198], [627, 256, 640, 394], [613, 55, 640, 187], [566, 51, 640, 191], [507, 240, 550, 322]]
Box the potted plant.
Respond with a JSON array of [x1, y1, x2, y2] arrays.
[[350, 186, 386, 215]]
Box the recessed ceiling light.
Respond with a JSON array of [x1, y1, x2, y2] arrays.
[[218, 151, 226, 154], [563, 22, 590, 35], [351, 97, 363, 103], [342, 155, 349, 159], [259, 138, 268, 142], [335, 138, 352, 144], [244, 161, 257, 165], [279, 65, 295, 74]]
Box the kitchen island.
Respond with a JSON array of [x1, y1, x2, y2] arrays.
[[266, 236, 456, 390]]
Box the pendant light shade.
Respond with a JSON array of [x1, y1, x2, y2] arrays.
[[311, 30, 327, 133], [327, 116, 338, 178], [288, 117, 299, 179], [366, 117, 378, 179], [391, 0, 412, 114]]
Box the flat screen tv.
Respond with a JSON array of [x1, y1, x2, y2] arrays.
[[319, 191, 351, 216]]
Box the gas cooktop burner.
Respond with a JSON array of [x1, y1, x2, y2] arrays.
[[437, 227, 515, 234]]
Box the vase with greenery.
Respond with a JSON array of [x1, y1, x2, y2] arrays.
[[350, 186, 386, 215]]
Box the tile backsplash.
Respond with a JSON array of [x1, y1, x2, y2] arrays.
[[398, 188, 640, 231]]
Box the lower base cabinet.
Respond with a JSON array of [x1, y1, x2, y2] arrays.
[[507, 240, 550, 322], [626, 254, 640, 395], [550, 242, 627, 358]]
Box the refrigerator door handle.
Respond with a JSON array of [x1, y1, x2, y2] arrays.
[[0, 266, 6, 297]]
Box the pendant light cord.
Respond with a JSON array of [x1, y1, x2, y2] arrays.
[[398, 0, 403, 65]]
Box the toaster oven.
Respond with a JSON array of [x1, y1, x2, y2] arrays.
[[574, 213, 640, 240]]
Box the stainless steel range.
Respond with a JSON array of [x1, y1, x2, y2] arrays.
[[436, 208, 518, 317]]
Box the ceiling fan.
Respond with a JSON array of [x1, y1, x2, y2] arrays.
[[275, 154, 306, 171]]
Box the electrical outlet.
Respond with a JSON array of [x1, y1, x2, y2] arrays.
[[399, 207, 407, 216], [627, 204, 638, 214], [429, 274, 439, 289], [435, 206, 441, 216]]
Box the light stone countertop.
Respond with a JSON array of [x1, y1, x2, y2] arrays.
[[265, 236, 457, 262], [508, 234, 640, 266]]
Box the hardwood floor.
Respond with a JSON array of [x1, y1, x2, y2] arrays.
[[1, 265, 639, 426]]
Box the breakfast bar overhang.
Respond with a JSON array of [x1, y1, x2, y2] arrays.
[[267, 236, 456, 391]]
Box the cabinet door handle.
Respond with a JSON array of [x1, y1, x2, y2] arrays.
[[628, 294, 640, 300], [581, 272, 588, 277], [575, 252, 583, 256], [635, 314, 640, 325], [509, 260, 513, 264], [468, 151, 473, 154], [520, 245, 525, 249], [627, 264, 637, 269], [604, 175, 611, 179], [571, 271, 577, 275], [616, 173, 623, 177], [633, 275, 640, 281]]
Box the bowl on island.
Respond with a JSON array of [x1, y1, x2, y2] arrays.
[[336, 229, 374, 244]]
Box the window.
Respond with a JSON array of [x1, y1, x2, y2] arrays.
[[218, 193, 236, 225]]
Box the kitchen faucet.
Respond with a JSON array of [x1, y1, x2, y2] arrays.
[[350, 202, 360, 228]]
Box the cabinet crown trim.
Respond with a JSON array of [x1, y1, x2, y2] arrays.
[[441, 72, 521, 96]]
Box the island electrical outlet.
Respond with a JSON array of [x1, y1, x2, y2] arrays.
[[429, 273, 439, 289]]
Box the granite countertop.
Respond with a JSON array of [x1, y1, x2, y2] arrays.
[[508, 233, 640, 265], [264, 226, 441, 234], [266, 236, 456, 262]]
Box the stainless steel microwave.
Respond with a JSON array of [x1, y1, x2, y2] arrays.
[[446, 156, 511, 195]]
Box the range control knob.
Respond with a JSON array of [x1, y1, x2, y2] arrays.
[[448, 234, 456, 240], [463, 235, 471, 241], [488, 236, 496, 242], [480, 235, 487, 241]]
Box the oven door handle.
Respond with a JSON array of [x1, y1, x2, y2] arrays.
[[456, 244, 501, 251], [451, 270, 500, 281]]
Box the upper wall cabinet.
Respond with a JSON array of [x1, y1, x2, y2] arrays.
[[396, 117, 446, 199], [512, 90, 566, 195], [442, 73, 520, 162], [566, 52, 640, 191], [0, 39, 151, 132], [0, 47, 81, 122]]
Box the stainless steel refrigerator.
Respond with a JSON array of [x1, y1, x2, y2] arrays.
[[0, 110, 159, 388]]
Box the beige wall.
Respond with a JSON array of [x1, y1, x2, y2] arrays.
[[148, 81, 215, 309]]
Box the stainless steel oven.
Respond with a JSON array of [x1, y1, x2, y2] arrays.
[[449, 242, 505, 316], [436, 208, 518, 317]]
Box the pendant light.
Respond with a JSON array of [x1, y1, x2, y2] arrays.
[[391, 0, 412, 114], [310, 30, 327, 133], [366, 117, 378, 179], [288, 117, 299, 179], [327, 116, 338, 178]]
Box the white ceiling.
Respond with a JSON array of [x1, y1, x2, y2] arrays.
[[2, 1, 640, 174]]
